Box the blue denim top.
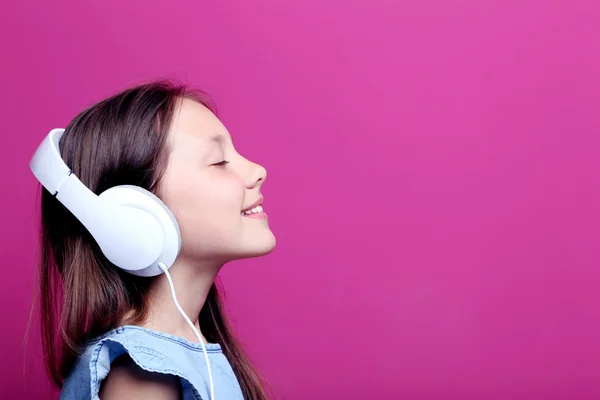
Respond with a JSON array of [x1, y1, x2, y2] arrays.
[[59, 325, 243, 400]]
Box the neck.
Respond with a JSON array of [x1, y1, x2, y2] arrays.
[[141, 256, 223, 343]]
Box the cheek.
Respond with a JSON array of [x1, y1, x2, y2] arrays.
[[164, 172, 245, 236], [198, 173, 244, 212]]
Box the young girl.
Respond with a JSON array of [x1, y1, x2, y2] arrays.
[[33, 81, 276, 399]]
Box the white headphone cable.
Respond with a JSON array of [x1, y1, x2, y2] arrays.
[[158, 262, 215, 400]]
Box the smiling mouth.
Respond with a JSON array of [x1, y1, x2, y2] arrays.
[[242, 205, 263, 215], [241, 205, 268, 219]]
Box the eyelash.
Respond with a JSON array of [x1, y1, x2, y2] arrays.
[[213, 160, 230, 167]]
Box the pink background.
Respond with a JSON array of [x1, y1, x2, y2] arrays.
[[2, 0, 600, 398]]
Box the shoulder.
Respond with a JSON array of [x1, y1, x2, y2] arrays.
[[61, 327, 193, 400], [99, 354, 180, 400]]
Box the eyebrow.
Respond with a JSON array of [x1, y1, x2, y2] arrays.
[[207, 132, 233, 144], [197, 133, 233, 153]]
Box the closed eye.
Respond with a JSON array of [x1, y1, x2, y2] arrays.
[[212, 160, 230, 167]]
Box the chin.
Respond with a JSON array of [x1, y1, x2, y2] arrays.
[[237, 231, 276, 260]]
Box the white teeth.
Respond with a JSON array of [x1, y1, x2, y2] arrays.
[[243, 205, 263, 215]]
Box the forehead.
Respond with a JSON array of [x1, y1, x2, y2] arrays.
[[169, 98, 229, 145]]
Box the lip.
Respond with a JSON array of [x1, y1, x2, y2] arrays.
[[241, 195, 264, 213], [243, 211, 268, 220]]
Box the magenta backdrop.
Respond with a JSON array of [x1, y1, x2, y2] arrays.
[[2, 0, 600, 399]]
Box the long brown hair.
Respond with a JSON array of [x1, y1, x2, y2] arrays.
[[38, 80, 269, 399]]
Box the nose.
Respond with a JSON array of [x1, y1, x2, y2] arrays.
[[244, 160, 267, 189]]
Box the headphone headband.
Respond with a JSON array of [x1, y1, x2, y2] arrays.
[[30, 129, 72, 196]]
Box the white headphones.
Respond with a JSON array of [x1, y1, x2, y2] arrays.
[[30, 128, 181, 276]]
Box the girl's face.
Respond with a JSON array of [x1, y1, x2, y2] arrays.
[[161, 98, 276, 263]]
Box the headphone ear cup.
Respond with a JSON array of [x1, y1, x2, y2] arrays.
[[98, 185, 181, 277]]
